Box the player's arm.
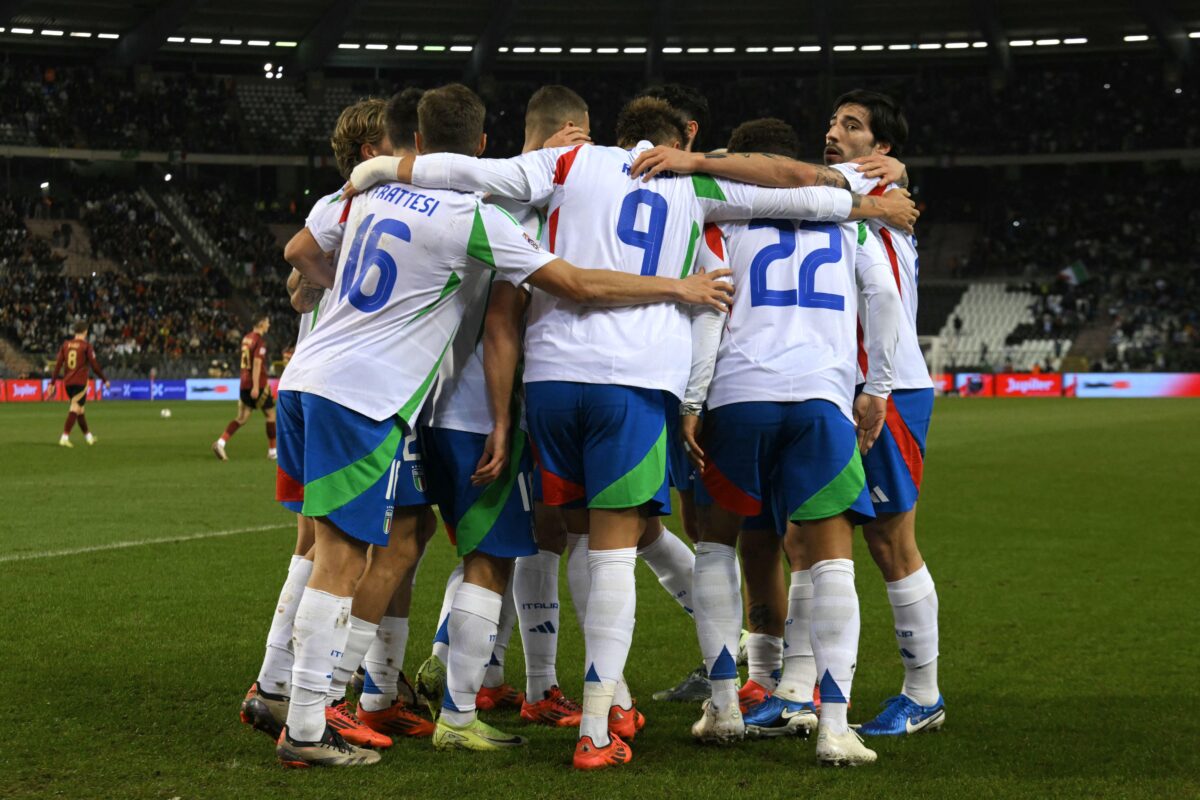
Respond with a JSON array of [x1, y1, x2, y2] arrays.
[[287, 268, 324, 314], [631, 147, 851, 189], [251, 345, 266, 399], [700, 179, 918, 234], [526, 260, 733, 311], [473, 281, 531, 486], [853, 232, 903, 454], [51, 345, 65, 383], [851, 154, 908, 187], [345, 149, 561, 206], [88, 345, 109, 387], [283, 228, 336, 289]]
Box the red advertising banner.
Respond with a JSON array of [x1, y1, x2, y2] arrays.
[[994, 373, 1063, 398], [5, 379, 44, 402], [932, 373, 954, 393]]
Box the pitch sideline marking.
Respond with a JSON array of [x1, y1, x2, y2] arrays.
[[0, 523, 291, 564]]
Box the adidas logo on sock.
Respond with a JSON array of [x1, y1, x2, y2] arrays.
[[528, 621, 557, 634]]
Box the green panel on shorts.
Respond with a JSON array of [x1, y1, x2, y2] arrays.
[[301, 422, 404, 518], [591, 424, 667, 509], [454, 430, 528, 557], [789, 449, 866, 522]]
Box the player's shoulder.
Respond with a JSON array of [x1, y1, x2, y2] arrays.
[[829, 162, 879, 194]]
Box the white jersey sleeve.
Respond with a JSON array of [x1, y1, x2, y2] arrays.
[[855, 226, 901, 398], [694, 175, 853, 223], [683, 222, 728, 408], [304, 190, 349, 253], [412, 148, 570, 207], [467, 201, 557, 286]]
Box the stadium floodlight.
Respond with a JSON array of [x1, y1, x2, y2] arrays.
[[1123, 34, 1149, 42], [597, 47, 619, 53], [918, 43, 942, 49], [11, 27, 33, 34], [1176, 87, 1183, 94], [945, 42, 970, 49], [70, 32, 93, 38], [164, 173, 172, 182], [338, 43, 361, 49], [1035, 38, 1061, 46], [570, 47, 593, 53], [623, 46, 647, 53], [190, 37, 213, 44], [396, 44, 418, 50], [365, 43, 387, 50], [275, 41, 298, 47], [97, 33, 119, 39], [713, 47, 735, 53], [248, 40, 270, 46], [219, 39, 243, 46], [833, 45, 857, 52], [40, 181, 49, 189], [168, 36, 185, 43], [772, 46, 795, 52], [263, 62, 273, 71], [746, 46, 768, 52], [1008, 39, 1034, 47], [861, 44, 884, 51], [513, 46, 535, 53], [663, 47, 683, 53], [1190, 32, 1200, 39], [972, 41, 988, 48], [450, 45, 472, 52], [799, 45, 821, 52], [41, 29, 64, 37], [888, 44, 911, 50], [686, 47, 710, 53], [1064, 37, 1088, 44], [540, 46, 563, 53]]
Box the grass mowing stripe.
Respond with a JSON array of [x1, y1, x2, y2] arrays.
[[0, 523, 291, 563]]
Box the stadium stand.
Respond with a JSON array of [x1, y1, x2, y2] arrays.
[[937, 283, 1073, 372]]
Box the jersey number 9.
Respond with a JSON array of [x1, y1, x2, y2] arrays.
[[616, 189, 668, 276]]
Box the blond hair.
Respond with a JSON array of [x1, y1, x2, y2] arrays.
[[330, 98, 388, 179]]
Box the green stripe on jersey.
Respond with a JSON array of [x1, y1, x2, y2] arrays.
[[857, 220, 868, 245], [397, 334, 455, 425], [453, 430, 528, 557], [467, 206, 496, 268], [789, 449, 866, 522], [535, 208, 546, 241], [301, 422, 404, 518], [691, 174, 727, 202], [679, 221, 701, 278], [591, 424, 667, 509], [408, 271, 462, 326]]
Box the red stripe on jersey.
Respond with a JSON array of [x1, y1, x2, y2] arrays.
[[702, 223, 724, 260], [856, 319, 869, 377], [884, 397, 924, 490], [540, 467, 585, 507], [276, 466, 304, 503], [548, 207, 561, 252], [700, 461, 762, 518], [338, 196, 353, 224], [878, 227, 903, 298], [553, 144, 585, 185]]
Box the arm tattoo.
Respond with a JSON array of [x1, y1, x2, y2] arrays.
[[747, 603, 774, 632], [813, 165, 850, 189], [851, 192, 864, 209], [703, 152, 781, 160]]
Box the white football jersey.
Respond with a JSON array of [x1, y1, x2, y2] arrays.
[[294, 190, 345, 347], [412, 143, 852, 399], [280, 182, 555, 423], [831, 163, 933, 390], [706, 219, 893, 420]]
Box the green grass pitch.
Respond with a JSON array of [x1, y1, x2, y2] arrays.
[[1, 399, 1198, 799]]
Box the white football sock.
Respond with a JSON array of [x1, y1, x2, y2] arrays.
[[358, 615, 409, 712], [746, 633, 783, 691], [887, 564, 940, 705], [432, 562, 464, 664], [580, 547, 637, 745], [287, 589, 351, 742], [326, 615, 378, 704], [638, 526, 696, 616], [482, 579, 516, 689], [255, 555, 312, 697], [612, 676, 634, 709], [514, 550, 562, 699], [810, 559, 859, 735], [565, 532, 590, 631], [774, 570, 816, 702], [693, 541, 741, 713], [442, 582, 502, 726]]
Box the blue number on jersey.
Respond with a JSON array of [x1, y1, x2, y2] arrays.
[[797, 221, 845, 311], [616, 189, 669, 276], [339, 213, 411, 313], [748, 220, 845, 310]]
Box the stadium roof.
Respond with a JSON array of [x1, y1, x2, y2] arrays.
[[2, 0, 1198, 71]]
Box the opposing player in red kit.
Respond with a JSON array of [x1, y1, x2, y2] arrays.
[[54, 320, 109, 448], [213, 315, 277, 461]]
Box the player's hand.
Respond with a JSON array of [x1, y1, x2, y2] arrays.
[[680, 414, 706, 471], [630, 146, 701, 182], [853, 392, 888, 455], [874, 188, 918, 234], [544, 124, 591, 149], [251, 387, 260, 400], [343, 155, 405, 199], [676, 269, 734, 312], [471, 427, 510, 486], [853, 153, 907, 186]]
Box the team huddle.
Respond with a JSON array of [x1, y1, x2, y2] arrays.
[[236, 79, 942, 771]]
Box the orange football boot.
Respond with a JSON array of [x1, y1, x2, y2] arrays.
[[476, 684, 525, 711], [608, 703, 645, 741], [573, 734, 632, 770], [356, 700, 435, 738], [738, 679, 771, 714], [325, 700, 393, 749], [520, 686, 582, 727]]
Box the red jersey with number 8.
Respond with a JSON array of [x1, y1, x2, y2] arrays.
[[240, 332, 268, 390], [54, 338, 106, 385]]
